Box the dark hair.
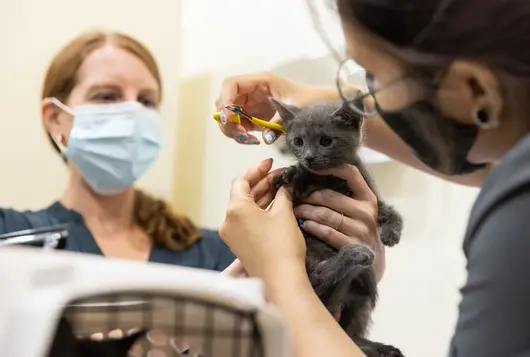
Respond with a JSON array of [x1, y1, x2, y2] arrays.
[[336, 0, 530, 77], [42, 30, 200, 251]]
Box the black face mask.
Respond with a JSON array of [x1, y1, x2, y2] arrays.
[[368, 76, 486, 175]]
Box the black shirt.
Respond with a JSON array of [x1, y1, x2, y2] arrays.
[[450, 134, 530, 356], [0, 201, 235, 271]]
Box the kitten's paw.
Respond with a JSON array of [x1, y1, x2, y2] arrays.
[[361, 342, 404, 357], [374, 344, 404, 357], [272, 172, 285, 190], [272, 166, 298, 190], [343, 244, 375, 267]]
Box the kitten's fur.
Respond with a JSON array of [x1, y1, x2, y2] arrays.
[[271, 99, 404, 357], [47, 317, 145, 357]]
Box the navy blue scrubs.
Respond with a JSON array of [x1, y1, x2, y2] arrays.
[[0, 202, 235, 271]]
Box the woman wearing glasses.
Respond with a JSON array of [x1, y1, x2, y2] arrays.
[[217, 0, 530, 356]]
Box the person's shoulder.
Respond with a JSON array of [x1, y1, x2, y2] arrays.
[[464, 134, 530, 252], [151, 229, 235, 271], [482, 133, 530, 194], [197, 229, 235, 270], [0, 202, 62, 234]]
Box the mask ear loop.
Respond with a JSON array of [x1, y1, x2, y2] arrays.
[[47, 98, 74, 157], [49, 97, 74, 115], [49, 134, 67, 157]]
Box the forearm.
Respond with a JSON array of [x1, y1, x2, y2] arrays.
[[292, 83, 342, 106], [265, 264, 366, 357]]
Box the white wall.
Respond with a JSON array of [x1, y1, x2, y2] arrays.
[[179, 2, 480, 356], [0, 0, 182, 210]]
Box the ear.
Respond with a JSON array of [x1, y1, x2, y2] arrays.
[[270, 98, 301, 125], [437, 61, 503, 129], [331, 101, 363, 129], [42, 98, 72, 145]]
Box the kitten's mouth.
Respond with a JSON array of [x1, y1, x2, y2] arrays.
[[303, 161, 342, 172]]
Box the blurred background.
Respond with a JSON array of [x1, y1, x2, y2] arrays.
[[0, 0, 479, 356]]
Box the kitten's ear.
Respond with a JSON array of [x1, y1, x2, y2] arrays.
[[331, 101, 363, 129], [270, 98, 300, 125]]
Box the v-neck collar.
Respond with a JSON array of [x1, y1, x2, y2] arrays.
[[45, 201, 156, 261]]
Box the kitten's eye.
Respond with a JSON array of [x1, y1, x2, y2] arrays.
[[320, 136, 333, 147], [293, 137, 304, 147]]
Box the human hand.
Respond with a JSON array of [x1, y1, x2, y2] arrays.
[[219, 158, 307, 284], [222, 259, 248, 278], [293, 164, 386, 282], [215, 72, 339, 145]]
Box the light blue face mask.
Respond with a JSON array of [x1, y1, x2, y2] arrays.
[[50, 98, 162, 195]]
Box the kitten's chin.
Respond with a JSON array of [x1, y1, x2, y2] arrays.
[[303, 162, 342, 173]]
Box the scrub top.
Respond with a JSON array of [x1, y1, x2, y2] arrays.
[[0, 201, 235, 271], [450, 133, 530, 356]]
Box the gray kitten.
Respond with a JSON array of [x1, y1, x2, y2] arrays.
[[271, 99, 404, 357]]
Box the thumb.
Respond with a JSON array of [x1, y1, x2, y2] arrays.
[[270, 186, 293, 213], [262, 112, 283, 145], [229, 176, 252, 203]]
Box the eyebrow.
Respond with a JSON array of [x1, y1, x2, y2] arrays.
[[85, 83, 120, 95], [86, 83, 159, 99]]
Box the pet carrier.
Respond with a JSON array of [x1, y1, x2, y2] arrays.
[[0, 247, 291, 357]]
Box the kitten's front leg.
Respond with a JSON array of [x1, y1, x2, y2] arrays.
[[352, 336, 405, 357], [272, 165, 299, 190]]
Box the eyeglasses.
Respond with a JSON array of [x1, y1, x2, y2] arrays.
[[336, 59, 374, 117], [337, 58, 447, 118], [336, 59, 408, 118]]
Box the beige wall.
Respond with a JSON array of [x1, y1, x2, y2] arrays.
[[0, 0, 182, 210]]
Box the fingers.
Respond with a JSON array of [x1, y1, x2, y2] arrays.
[[270, 186, 294, 213], [294, 204, 376, 249], [217, 72, 269, 126], [261, 112, 283, 145], [319, 165, 376, 202], [216, 72, 285, 146], [217, 74, 267, 110], [222, 259, 248, 278], [229, 175, 252, 203], [251, 168, 284, 208], [245, 158, 274, 188], [300, 189, 375, 225], [217, 122, 261, 145], [299, 220, 352, 248], [229, 159, 274, 203]]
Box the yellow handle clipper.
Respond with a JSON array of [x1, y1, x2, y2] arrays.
[[213, 104, 286, 134]]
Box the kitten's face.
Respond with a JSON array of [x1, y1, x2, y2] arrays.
[[272, 100, 363, 171]]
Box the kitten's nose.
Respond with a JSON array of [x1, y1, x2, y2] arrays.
[[305, 156, 315, 164]]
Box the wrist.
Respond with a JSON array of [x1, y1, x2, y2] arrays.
[[262, 260, 311, 302], [303, 85, 341, 104]]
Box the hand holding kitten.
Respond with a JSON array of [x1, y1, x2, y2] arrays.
[[219, 159, 308, 286], [295, 164, 386, 282]]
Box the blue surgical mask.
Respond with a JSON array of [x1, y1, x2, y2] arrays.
[[50, 98, 162, 195]]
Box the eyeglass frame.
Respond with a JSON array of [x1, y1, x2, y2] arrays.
[[335, 58, 407, 118], [336, 58, 448, 119]]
